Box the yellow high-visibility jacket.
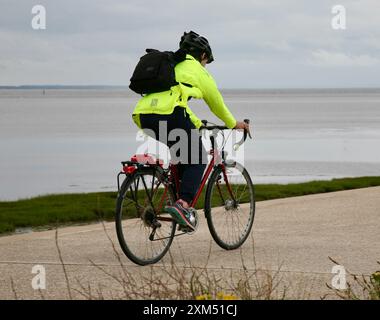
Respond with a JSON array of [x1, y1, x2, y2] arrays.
[[132, 54, 236, 129]]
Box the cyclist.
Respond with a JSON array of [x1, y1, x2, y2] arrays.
[[132, 31, 249, 230]]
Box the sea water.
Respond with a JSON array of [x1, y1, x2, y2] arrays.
[[0, 88, 379, 200]]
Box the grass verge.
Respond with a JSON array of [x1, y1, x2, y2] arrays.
[[1, 176, 380, 235]]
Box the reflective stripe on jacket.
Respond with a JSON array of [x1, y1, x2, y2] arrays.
[[132, 54, 236, 129]]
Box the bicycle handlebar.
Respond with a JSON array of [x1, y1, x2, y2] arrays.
[[199, 119, 252, 150]]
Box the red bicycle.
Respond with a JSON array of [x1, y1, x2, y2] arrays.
[[115, 119, 255, 265]]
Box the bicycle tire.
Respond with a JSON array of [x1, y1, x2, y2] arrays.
[[204, 162, 255, 250], [115, 167, 176, 265]]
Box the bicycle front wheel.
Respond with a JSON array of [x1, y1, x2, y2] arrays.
[[116, 168, 176, 265], [204, 162, 255, 250]]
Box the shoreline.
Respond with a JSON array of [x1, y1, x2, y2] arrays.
[[1, 176, 380, 236]]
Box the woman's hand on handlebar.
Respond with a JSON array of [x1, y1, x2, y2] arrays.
[[234, 120, 252, 139], [234, 121, 249, 131]]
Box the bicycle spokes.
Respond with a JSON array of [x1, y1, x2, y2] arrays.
[[115, 169, 176, 265], [205, 164, 255, 250]]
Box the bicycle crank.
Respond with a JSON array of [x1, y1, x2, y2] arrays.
[[177, 208, 199, 235]]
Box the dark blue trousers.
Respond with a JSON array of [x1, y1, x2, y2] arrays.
[[139, 106, 207, 204]]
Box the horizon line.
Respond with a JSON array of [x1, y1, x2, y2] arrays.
[[1, 85, 380, 90]]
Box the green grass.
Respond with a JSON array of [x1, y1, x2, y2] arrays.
[[254, 176, 380, 201], [0, 192, 117, 234], [1, 176, 380, 235]]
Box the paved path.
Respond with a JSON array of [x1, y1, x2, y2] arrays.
[[0, 187, 379, 299]]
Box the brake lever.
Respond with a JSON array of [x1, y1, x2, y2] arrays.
[[244, 119, 252, 139], [247, 128, 252, 139]]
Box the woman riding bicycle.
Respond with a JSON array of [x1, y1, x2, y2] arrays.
[[131, 31, 250, 231]]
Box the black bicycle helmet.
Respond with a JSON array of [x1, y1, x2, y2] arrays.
[[179, 31, 214, 63]]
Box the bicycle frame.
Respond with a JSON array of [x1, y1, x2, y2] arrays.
[[115, 119, 252, 265], [167, 132, 236, 208], [118, 121, 249, 220]]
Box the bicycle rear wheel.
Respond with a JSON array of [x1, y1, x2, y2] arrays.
[[204, 162, 255, 250], [115, 167, 176, 265]]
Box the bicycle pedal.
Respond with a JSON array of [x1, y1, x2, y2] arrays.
[[178, 224, 195, 234], [152, 219, 161, 228]]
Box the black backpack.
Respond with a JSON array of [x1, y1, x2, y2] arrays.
[[129, 49, 187, 95]]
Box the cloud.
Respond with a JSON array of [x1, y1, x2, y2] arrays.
[[310, 50, 380, 67], [1, 0, 380, 87]]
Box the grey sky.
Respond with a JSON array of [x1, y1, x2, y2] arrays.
[[0, 0, 379, 88]]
